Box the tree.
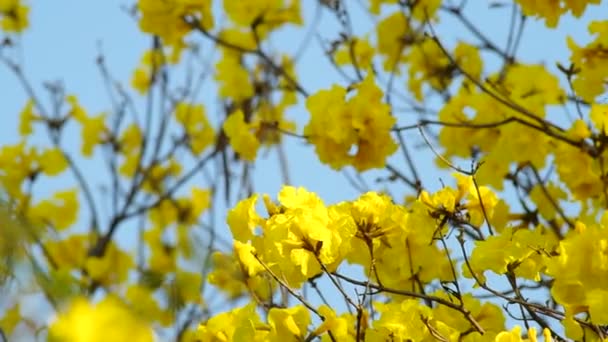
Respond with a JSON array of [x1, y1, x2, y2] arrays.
[[0, 0, 607, 341]]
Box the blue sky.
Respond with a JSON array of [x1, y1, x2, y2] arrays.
[[1, 0, 606, 336]]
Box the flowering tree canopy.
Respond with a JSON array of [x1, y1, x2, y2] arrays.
[[1, 0, 608, 341]]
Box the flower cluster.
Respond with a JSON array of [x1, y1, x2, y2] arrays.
[[304, 74, 398, 171]]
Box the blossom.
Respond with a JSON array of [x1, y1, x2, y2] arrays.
[[304, 74, 397, 171], [48, 296, 154, 342]]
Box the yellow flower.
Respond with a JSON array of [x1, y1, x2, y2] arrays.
[[376, 11, 410, 71], [215, 53, 255, 101], [366, 300, 438, 341], [369, 0, 397, 14], [233, 240, 265, 277], [0, 303, 20, 337], [85, 242, 134, 286], [268, 305, 310, 340], [38, 148, 68, 176], [304, 74, 397, 171], [145, 226, 177, 274], [131, 68, 150, 94], [46, 234, 88, 269], [590, 103, 608, 133], [174, 102, 215, 155], [141, 158, 182, 193], [125, 284, 171, 326], [261, 186, 356, 285], [0, 0, 29, 32], [67, 96, 107, 157], [28, 189, 79, 230], [465, 226, 558, 282], [227, 194, 261, 242], [48, 296, 154, 342], [312, 305, 358, 341], [224, 0, 302, 36], [515, 0, 600, 27], [173, 270, 203, 304], [18, 99, 37, 136], [546, 222, 608, 324], [223, 109, 260, 162], [432, 292, 505, 340], [138, 0, 213, 47], [194, 302, 267, 341], [335, 37, 375, 70], [567, 20, 608, 101]]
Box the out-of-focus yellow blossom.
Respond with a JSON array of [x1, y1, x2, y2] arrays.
[[567, 20, 608, 102], [0, 303, 20, 337], [529, 182, 567, 221], [144, 225, 177, 274], [455, 173, 499, 227], [207, 248, 272, 300], [126, 284, 172, 327], [38, 148, 68, 176], [207, 250, 247, 298], [410, 0, 442, 21], [131, 46, 184, 95], [223, 109, 260, 162], [552, 139, 603, 200], [495, 325, 555, 342], [312, 305, 362, 342], [85, 241, 134, 286], [67, 95, 107, 157], [224, 0, 302, 38], [516, 0, 600, 27], [193, 302, 268, 341], [28, 189, 78, 230], [48, 296, 154, 342], [227, 193, 262, 242], [366, 299, 455, 341], [185, 187, 211, 224], [0, 0, 29, 32], [369, 0, 397, 14], [217, 28, 258, 51], [546, 221, 608, 325], [172, 270, 203, 305], [215, 52, 255, 101], [267, 305, 310, 341], [18, 99, 38, 136], [376, 11, 411, 71], [46, 234, 88, 270], [0, 142, 36, 198], [437, 63, 564, 190], [498, 64, 565, 117], [335, 37, 375, 70], [138, 0, 213, 47], [305, 74, 397, 171], [142, 158, 182, 193], [253, 100, 297, 146], [131, 49, 164, 94], [118, 123, 143, 177], [465, 226, 558, 282], [131, 68, 150, 94], [174, 102, 215, 155], [148, 199, 179, 227], [590, 103, 608, 133], [432, 292, 505, 341], [454, 42, 483, 81], [567, 118, 592, 139]]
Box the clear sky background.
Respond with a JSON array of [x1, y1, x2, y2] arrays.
[[0, 0, 606, 337]]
